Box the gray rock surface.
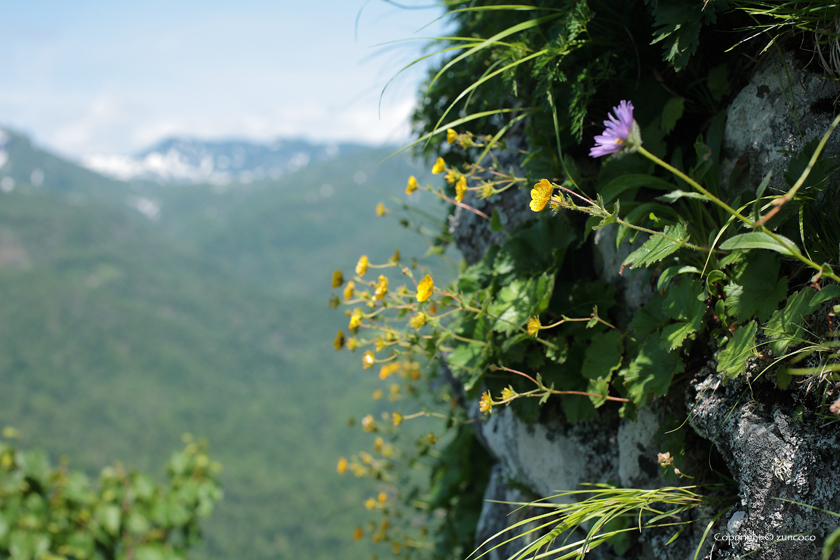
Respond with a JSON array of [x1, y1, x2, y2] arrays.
[[689, 370, 840, 560], [720, 49, 840, 196], [592, 223, 653, 320]]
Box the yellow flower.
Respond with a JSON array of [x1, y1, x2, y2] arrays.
[[343, 281, 355, 301], [379, 363, 400, 380], [527, 316, 541, 336], [406, 175, 419, 194], [374, 437, 383, 453], [375, 202, 386, 217], [392, 412, 403, 426], [377, 492, 388, 503], [353, 527, 364, 541], [425, 433, 437, 444], [356, 255, 369, 277], [349, 309, 362, 330], [334, 330, 346, 350], [331, 270, 344, 288], [365, 497, 376, 510], [447, 128, 458, 144], [530, 178, 554, 212], [372, 389, 383, 400], [375, 337, 385, 351], [409, 312, 427, 329], [455, 175, 467, 202], [416, 274, 434, 302], [432, 157, 445, 174], [501, 386, 516, 402], [362, 350, 376, 369], [337, 457, 348, 474], [480, 183, 494, 199], [445, 169, 458, 184], [362, 414, 375, 432], [347, 337, 359, 351], [373, 275, 388, 300], [479, 391, 493, 414]]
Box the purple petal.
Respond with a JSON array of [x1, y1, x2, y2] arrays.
[[590, 100, 634, 158]]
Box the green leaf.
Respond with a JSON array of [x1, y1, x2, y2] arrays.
[[765, 288, 818, 356], [723, 251, 788, 322], [707, 63, 729, 102], [599, 174, 673, 205], [622, 223, 689, 270], [629, 292, 668, 340], [489, 207, 503, 233], [656, 190, 709, 203], [447, 342, 484, 390], [661, 278, 706, 350], [810, 285, 840, 308], [717, 321, 758, 380], [719, 232, 802, 257], [823, 526, 840, 560], [581, 330, 623, 380], [648, 0, 728, 71], [487, 274, 554, 335], [622, 336, 685, 406], [657, 265, 701, 291], [661, 97, 685, 135], [587, 375, 612, 408]]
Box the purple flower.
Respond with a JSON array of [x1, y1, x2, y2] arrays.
[[590, 100, 637, 158]]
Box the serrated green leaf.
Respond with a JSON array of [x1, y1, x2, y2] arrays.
[[487, 274, 554, 335], [719, 232, 802, 257], [765, 288, 818, 356], [661, 278, 705, 350], [661, 97, 685, 135], [623, 223, 689, 270], [587, 375, 611, 408], [723, 251, 788, 322], [581, 330, 623, 380], [717, 321, 758, 380], [629, 292, 668, 340], [622, 336, 685, 406]]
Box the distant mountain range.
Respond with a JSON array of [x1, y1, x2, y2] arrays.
[[80, 136, 376, 184]]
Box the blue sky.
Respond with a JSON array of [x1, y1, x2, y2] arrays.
[[0, 1, 447, 158]]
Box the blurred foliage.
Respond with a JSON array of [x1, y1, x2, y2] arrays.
[[0, 433, 220, 560]]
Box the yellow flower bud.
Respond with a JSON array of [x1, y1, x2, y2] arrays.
[[377, 492, 387, 503], [372, 389, 383, 400], [334, 330, 346, 350], [375, 202, 386, 217], [353, 527, 364, 541], [406, 175, 419, 194], [349, 309, 362, 330], [337, 457, 348, 474], [455, 175, 467, 202], [527, 316, 541, 336], [392, 412, 403, 426], [446, 128, 458, 144], [365, 498, 376, 510], [356, 255, 369, 276], [331, 269, 344, 288], [432, 157, 445, 174], [343, 281, 355, 301], [374, 275, 388, 301]]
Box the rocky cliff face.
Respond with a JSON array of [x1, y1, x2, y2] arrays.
[[451, 49, 840, 560]]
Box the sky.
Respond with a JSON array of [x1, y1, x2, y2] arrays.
[[0, 0, 448, 159]]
